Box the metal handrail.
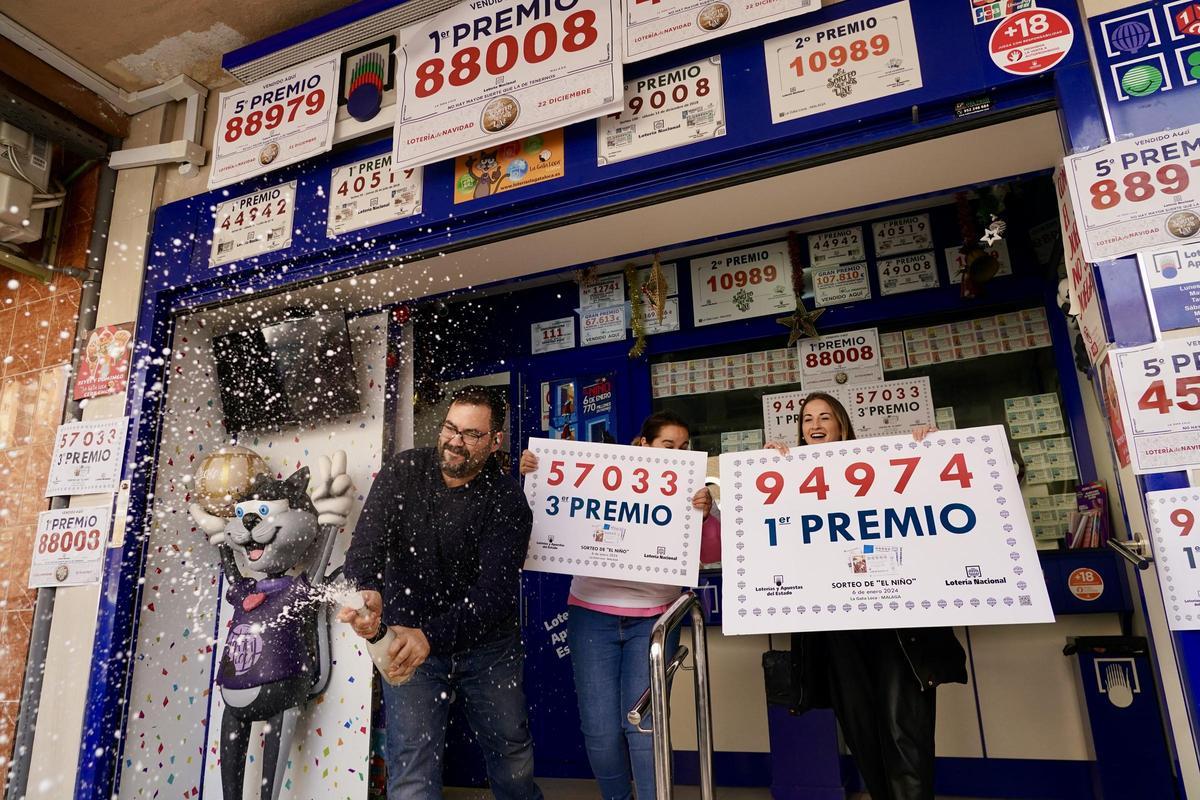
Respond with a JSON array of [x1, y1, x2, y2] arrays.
[[628, 645, 689, 731], [626, 591, 714, 800], [1109, 536, 1153, 571]]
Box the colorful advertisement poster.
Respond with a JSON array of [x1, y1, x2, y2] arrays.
[[523, 438, 707, 584], [74, 324, 134, 401], [210, 181, 296, 267], [1142, 242, 1200, 332], [812, 262, 871, 306], [945, 241, 1013, 284], [29, 506, 111, 588], [624, 0, 818, 62], [798, 328, 884, 390], [1145, 488, 1200, 630], [327, 154, 423, 236], [808, 226, 866, 268], [453, 129, 566, 203], [45, 418, 129, 496], [872, 213, 933, 256], [1063, 123, 1200, 263], [719, 426, 1055, 635], [392, 0, 621, 171], [1055, 165, 1108, 365], [971, 0, 1035, 25], [580, 375, 617, 442], [1099, 353, 1132, 468], [548, 378, 579, 440], [597, 56, 726, 165], [690, 241, 795, 326], [988, 8, 1075, 76], [532, 316, 576, 354], [209, 55, 340, 190], [877, 251, 940, 296], [1108, 337, 1200, 473], [764, 1, 922, 124]]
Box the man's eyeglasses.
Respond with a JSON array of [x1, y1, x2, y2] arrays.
[[441, 421, 494, 445]]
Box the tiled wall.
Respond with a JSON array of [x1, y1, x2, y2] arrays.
[[0, 266, 79, 786]]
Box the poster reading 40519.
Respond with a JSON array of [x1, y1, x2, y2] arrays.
[[393, 0, 622, 171]]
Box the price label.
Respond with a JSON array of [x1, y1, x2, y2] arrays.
[[1108, 337, 1200, 473], [872, 213, 932, 256], [523, 438, 707, 584], [944, 241, 1013, 284], [690, 242, 795, 326], [210, 182, 297, 267], [597, 57, 726, 166], [877, 251, 939, 295], [532, 317, 576, 354], [327, 154, 423, 236], [46, 418, 129, 496], [624, 0, 818, 62], [581, 305, 626, 346], [392, 0, 621, 171], [719, 425, 1054, 635], [764, 1, 922, 124], [798, 328, 883, 390], [1146, 489, 1200, 630], [846, 377, 934, 437], [808, 226, 865, 268], [812, 261, 871, 306], [29, 506, 112, 588], [1064, 123, 1200, 263], [209, 55, 339, 190]]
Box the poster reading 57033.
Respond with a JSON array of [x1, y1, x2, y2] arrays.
[[393, 0, 622, 171]]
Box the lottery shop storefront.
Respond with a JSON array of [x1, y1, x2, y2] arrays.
[[60, 1, 1199, 799]]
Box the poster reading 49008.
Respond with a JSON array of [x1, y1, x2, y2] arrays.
[[392, 0, 622, 172], [764, 1, 922, 124]]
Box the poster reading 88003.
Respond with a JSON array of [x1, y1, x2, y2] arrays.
[[720, 426, 1055, 636], [624, 0, 818, 63], [523, 438, 706, 585], [764, 1, 922, 124], [392, 0, 622, 172]]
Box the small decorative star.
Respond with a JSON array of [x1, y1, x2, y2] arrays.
[[980, 214, 1007, 246], [777, 303, 825, 346]]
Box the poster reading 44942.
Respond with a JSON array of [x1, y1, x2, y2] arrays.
[[764, 1, 923, 124], [393, 0, 622, 172]]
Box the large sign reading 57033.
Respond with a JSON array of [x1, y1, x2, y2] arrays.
[[1064, 124, 1200, 263], [393, 0, 622, 171]]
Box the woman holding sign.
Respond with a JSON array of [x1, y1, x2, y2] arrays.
[[768, 392, 966, 800], [520, 410, 719, 800]]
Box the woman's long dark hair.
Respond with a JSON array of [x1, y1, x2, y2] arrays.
[[799, 392, 856, 443], [639, 410, 691, 445]]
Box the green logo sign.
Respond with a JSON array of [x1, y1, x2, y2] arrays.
[[1119, 63, 1164, 97]]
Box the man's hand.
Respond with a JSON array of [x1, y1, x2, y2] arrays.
[[337, 590, 383, 639], [386, 627, 431, 680], [691, 486, 713, 518], [519, 450, 539, 476]]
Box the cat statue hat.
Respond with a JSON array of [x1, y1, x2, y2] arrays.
[[189, 450, 354, 800]]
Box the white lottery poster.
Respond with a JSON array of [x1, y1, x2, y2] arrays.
[[719, 426, 1055, 635], [945, 241, 1013, 284], [581, 306, 627, 346], [327, 154, 423, 236], [1063, 124, 1200, 263], [45, 418, 129, 496], [210, 182, 297, 267], [872, 213, 933, 256], [208, 55, 340, 190], [532, 317, 576, 354], [636, 297, 682, 334], [764, 1, 922, 124], [812, 262, 871, 306], [877, 251, 939, 295], [1145, 489, 1200, 630], [1107, 337, 1200, 473], [845, 377, 934, 437], [523, 438, 707, 585], [624, 0, 818, 62], [1142, 242, 1200, 333], [763, 390, 807, 448], [808, 226, 865, 268], [29, 506, 111, 588], [798, 328, 884, 390], [392, 0, 622, 171], [598, 57, 726, 166], [581, 273, 626, 310], [690, 242, 795, 326]]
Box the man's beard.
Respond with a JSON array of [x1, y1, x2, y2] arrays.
[[440, 442, 482, 478]]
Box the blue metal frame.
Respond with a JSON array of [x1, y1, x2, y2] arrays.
[[73, 1, 1119, 797]]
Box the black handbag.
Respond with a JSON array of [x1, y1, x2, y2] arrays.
[[762, 646, 795, 707]]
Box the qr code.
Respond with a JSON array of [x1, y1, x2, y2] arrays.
[[1019, 595, 1032, 606]]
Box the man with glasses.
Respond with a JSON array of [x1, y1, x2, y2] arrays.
[[340, 385, 542, 800]]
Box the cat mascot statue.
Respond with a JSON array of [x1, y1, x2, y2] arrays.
[[189, 450, 354, 800]]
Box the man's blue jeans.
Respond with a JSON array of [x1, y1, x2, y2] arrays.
[[382, 632, 543, 800], [568, 606, 681, 800]]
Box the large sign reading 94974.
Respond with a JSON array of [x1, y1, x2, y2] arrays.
[[393, 0, 622, 172], [1064, 124, 1200, 263]]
